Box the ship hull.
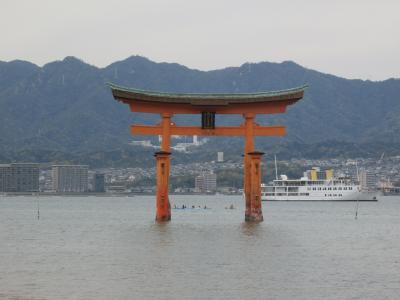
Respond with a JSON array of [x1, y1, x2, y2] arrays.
[[262, 191, 379, 201]]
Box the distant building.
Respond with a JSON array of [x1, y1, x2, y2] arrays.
[[217, 152, 224, 162], [0, 163, 39, 192], [129, 140, 156, 148], [305, 167, 333, 180], [93, 173, 105, 193], [193, 135, 199, 145], [0, 164, 12, 192], [195, 172, 217, 193], [106, 185, 127, 194], [359, 170, 377, 189], [52, 165, 88, 193]]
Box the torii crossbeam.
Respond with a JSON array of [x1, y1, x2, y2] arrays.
[[110, 83, 306, 222]]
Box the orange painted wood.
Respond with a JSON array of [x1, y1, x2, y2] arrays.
[[127, 100, 293, 114], [131, 125, 286, 136], [160, 113, 172, 151], [243, 113, 255, 219], [246, 152, 264, 222], [155, 152, 171, 221], [156, 113, 172, 221]]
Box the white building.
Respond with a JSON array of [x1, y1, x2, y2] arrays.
[[193, 135, 199, 145], [217, 152, 224, 162], [129, 140, 156, 148], [52, 165, 88, 193], [359, 170, 377, 190], [195, 172, 217, 193]]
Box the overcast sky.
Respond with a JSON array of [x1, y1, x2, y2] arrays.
[[1, 0, 399, 80]]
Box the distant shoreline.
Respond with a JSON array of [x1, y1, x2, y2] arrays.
[[0, 192, 241, 197]]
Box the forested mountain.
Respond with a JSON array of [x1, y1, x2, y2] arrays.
[[0, 56, 399, 166]]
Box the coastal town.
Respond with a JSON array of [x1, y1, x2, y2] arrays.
[[1, 153, 400, 195]]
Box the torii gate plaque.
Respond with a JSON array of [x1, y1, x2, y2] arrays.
[[109, 83, 305, 222]]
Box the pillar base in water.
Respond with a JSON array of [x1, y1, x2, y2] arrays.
[[156, 215, 171, 222], [154, 151, 171, 222], [245, 151, 264, 223], [245, 213, 264, 222]]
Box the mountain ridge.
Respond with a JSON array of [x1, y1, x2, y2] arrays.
[[3, 55, 398, 82], [0, 56, 399, 165]]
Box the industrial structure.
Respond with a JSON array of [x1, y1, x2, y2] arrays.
[[110, 83, 305, 222]]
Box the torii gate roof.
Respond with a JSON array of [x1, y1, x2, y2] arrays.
[[109, 83, 306, 114]]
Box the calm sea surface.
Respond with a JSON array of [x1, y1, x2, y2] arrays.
[[1, 195, 400, 300]]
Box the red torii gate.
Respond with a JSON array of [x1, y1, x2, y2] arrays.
[[109, 83, 305, 222]]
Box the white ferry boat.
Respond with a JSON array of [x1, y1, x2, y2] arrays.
[[261, 168, 378, 201]]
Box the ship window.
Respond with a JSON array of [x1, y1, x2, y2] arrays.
[[344, 187, 347, 190], [318, 187, 321, 190], [333, 187, 337, 190], [350, 187, 353, 190], [328, 187, 332, 190], [323, 187, 326, 190], [339, 194, 342, 196], [313, 187, 316, 191], [339, 187, 342, 190]]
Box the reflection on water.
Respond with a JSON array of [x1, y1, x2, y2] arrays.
[[1, 195, 400, 300], [150, 222, 174, 247], [240, 222, 263, 237]]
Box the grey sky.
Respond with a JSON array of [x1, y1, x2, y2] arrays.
[[1, 0, 399, 80]]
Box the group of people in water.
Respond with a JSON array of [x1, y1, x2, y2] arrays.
[[172, 204, 235, 210], [173, 204, 208, 209]]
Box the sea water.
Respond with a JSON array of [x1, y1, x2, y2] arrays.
[[0, 195, 400, 300]]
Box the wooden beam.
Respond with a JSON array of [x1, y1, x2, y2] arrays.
[[127, 100, 291, 114], [131, 124, 286, 136]]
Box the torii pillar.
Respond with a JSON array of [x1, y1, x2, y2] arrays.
[[155, 113, 172, 221], [109, 83, 306, 222], [247, 151, 264, 222], [154, 151, 171, 221]]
